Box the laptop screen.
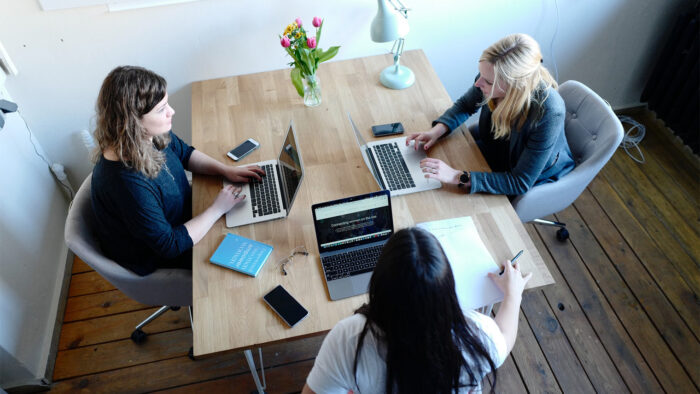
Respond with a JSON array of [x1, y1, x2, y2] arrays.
[[312, 191, 393, 253], [277, 124, 304, 211]]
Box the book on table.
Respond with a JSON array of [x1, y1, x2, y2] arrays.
[[209, 233, 273, 277]]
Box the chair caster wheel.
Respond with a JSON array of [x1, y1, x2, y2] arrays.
[[188, 347, 196, 361], [170, 306, 181, 311], [131, 329, 147, 343], [556, 228, 569, 242]]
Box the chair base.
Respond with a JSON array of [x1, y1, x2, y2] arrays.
[[532, 219, 570, 242]]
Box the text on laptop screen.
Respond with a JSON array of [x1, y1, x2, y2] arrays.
[[314, 194, 392, 251], [278, 125, 303, 209]]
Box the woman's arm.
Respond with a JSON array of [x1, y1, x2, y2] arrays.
[[487, 261, 532, 352], [184, 184, 244, 244], [187, 150, 264, 182], [432, 85, 483, 136]]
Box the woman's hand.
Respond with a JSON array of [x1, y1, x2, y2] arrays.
[[488, 260, 532, 300], [223, 165, 265, 183], [211, 184, 246, 215], [419, 158, 461, 184], [405, 123, 448, 151]]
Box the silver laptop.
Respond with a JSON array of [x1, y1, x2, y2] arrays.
[[311, 190, 393, 301], [225, 122, 304, 228], [348, 113, 441, 196]]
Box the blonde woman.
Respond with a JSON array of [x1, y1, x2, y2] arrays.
[[408, 33, 574, 195], [91, 66, 264, 275]]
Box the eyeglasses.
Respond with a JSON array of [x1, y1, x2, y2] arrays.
[[278, 246, 309, 275]]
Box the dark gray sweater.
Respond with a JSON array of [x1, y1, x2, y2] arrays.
[[91, 132, 194, 276]]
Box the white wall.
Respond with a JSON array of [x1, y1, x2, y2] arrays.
[[0, 108, 70, 387], [0, 0, 690, 189]]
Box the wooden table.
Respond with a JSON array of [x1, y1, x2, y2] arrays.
[[191, 50, 554, 363]]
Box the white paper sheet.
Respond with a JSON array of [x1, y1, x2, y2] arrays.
[[417, 216, 504, 310]]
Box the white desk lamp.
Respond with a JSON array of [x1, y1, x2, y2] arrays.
[[371, 0, 415, 89]]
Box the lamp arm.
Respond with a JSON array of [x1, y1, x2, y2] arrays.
[[387, 0, 409, 18]]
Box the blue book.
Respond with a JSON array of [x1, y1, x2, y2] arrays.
[[209, 233, 273, 277]]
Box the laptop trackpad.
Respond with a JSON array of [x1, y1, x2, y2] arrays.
[[328, 271, 372, 301]]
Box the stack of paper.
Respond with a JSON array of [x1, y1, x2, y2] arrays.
[[417, 216, 503, 310]]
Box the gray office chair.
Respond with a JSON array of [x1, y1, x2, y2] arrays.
[[64, 175, 194, 355], [511, 80, 624, 240]]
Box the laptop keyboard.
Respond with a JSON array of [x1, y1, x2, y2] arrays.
[[322, 244, 383, 281], [373, 142, 415, 191], [250, 164, 281, 218]]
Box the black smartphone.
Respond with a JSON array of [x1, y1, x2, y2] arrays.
[[227, 138, 260, 161], [371, 122, 405, 137], [263, 285, 309, 327]]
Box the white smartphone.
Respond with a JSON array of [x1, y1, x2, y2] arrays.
[[263, 285, 309, 327], [227, 138, 260, 161]]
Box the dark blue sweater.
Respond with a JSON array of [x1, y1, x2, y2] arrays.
[[91, 132, 195, 276], [434, 83, 575, 195]]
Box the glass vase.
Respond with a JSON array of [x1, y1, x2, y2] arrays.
[[303, 74, 322, 107]]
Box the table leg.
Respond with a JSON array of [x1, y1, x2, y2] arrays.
[[244, 348, 266, 394]]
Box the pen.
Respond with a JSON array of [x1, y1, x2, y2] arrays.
[[499, 250, 524, 275]]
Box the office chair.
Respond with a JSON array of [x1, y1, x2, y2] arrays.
[[64, 175, 194, 356], [510, 80, 624, 240]]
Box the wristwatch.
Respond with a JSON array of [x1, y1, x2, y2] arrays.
[[458, 171, 471, 188]]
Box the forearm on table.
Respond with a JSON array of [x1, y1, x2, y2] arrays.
[[187, 150, 228, 176], [493, 294, 522, 352], [184, 205, 224, 244]]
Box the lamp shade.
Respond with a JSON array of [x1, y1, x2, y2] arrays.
[[370, 0, 409, 43]]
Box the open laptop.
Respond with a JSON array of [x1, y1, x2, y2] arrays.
[[311, 190, 393, 301], [348, 113, 441, 196], [225, 122, 304, 228]]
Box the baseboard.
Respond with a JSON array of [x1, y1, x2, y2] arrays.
[[42, 250, 74, 386]]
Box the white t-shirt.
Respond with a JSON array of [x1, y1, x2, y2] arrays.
[[306, 310, 508, 394]]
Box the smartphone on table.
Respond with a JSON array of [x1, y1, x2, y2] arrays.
[[371, 122, 405, 137], [227, 138, 260, 161], [263, 285, 309, 327]]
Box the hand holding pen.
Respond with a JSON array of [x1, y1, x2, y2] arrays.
[[488, 249, 532, 299], [499, 250, 523, 275]]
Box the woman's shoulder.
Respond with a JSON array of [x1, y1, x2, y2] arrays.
[[538, 86, 565, 113]]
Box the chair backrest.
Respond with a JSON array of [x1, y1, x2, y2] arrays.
[[511, 80, 624, 222], [65, 175, 192, 307]]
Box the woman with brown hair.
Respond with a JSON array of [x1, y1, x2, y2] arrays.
[[91, 66, 264, 275]]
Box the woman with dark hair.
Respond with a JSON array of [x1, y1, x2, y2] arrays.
[[91, 65, 264, 275], [302, 227, 531, 393]]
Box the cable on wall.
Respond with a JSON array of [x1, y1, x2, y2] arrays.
[[18, 109, 75, 200], [617, 115, 646, 164], [549, 0, 560, 82]]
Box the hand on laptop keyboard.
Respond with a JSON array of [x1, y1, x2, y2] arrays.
[[223, 164, 266, 183], [419, 158, 461, 185]]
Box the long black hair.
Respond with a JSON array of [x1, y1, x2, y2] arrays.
[[353, 227, 497, 393]]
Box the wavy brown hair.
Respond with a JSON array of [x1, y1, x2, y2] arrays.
[[480, 33, 557, 139], [93, 66, 170, 178]]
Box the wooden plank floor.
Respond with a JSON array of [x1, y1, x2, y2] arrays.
[[50, 108, 700, 393]]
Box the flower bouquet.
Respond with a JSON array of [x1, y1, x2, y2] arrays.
[[280, 17, 340, 106]]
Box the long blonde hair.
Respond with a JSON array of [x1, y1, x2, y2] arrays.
[[93, 66, 171, 178], [480, 33, 557, 139]]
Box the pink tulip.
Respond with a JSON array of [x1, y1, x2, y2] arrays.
[[295, 17, 303, 27], [307, 37, 316, 49], [280, 37, 291, 48], [312, 17, 322, 27]]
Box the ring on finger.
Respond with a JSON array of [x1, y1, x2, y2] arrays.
[[234, 191, 240, 198]]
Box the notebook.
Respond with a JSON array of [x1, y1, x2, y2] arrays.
[[311, 190, 393, 301], [348, 113, 441, 196], [225, 122, 304, 227], [210, 233, 274, 277], [417, 216, 504, 310]]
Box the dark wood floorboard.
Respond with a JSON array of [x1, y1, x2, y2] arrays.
[[49, 109, 700, 393]]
